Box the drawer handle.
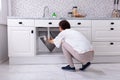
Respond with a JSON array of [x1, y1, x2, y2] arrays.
[[77, 22, 81, 25], [48, 22, 52, 25], [110, 42, 114, 45], [19, 22, 22, 24], [111, 22, 114, 25], [31, 30, 34, 34], [110, 28, 114, 30]]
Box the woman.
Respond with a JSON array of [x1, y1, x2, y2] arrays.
[[48, 20, 94, 71]]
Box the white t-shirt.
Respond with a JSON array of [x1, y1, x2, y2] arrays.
[[53, 29, 93, 54]]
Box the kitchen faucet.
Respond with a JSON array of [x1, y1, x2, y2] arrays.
[[43, 6, 49, 18]]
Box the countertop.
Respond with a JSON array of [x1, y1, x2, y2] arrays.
[[7, 16, 120, 20]]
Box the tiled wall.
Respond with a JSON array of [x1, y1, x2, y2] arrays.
[[11, 0, 120, 18]]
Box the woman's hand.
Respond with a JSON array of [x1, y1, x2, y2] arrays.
[[47, 38, 54, 44]]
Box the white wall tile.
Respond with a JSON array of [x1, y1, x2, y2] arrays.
[[11, 0, 120, 18]]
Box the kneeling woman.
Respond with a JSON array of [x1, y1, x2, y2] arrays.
[[48, 20, 94, 71]]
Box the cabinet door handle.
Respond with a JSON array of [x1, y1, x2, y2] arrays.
[[110, 42, 114, 45], [19, 22, 22, 24], [111, 22, 114, 25], [31, 30, 34, 34], [48, 22, 52, 25], [110, 28, 114, 30], [77, 22, 81, 25]]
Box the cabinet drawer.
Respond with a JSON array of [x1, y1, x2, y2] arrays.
[[92, 42, 120, 55], [92, 29, 120, 41], [68, 20, 91, 27], [35, 20, 60, 27], [92, 20, 119, 27], [8, 19, 34, 27], [92, 26, 120, 30]]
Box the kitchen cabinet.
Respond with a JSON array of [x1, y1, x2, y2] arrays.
[[7, 18, 120, 64], [8, 19, 36, 57], [92, 20, 120, 55]]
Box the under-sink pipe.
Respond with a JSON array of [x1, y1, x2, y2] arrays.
[[47, 27, 50, 39]]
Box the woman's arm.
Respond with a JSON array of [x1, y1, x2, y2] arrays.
[[48, 31, 64, 48]]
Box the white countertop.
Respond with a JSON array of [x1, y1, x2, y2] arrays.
[[7, 16, 120, 20]]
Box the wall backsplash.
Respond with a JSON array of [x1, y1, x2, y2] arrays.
[[11, 0, 120, 18]]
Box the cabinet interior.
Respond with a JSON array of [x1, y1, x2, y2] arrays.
[[36, 27, 62, 55]]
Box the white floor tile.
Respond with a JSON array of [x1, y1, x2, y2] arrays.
[[64, 64, 120, 80], [0, 62, 120, 80]]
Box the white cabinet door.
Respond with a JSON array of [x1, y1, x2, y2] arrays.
[[8, 27, 35, 57]]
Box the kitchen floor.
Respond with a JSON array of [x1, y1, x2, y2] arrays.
[[0, 61, 120, 80]]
